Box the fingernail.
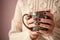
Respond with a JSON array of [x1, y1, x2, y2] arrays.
[[46, 10, 50, 12], [38, 22, 40, 25], [44, 12, 46, 14], [39, 19, 41, 21]]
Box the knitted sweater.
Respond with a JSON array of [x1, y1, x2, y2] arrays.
[[9, 0, 60, 40]]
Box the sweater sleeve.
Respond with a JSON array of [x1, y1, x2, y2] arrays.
[[9, 0, 31, 40], [53, 0, 60, 40]]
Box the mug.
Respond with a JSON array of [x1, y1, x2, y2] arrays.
[[22, 11, 51, 31]]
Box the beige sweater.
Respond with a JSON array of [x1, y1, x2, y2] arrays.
[[9, 0, 60, 40]]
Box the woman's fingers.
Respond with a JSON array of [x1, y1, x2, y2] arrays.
[[25, 18, 36, 28], [45, 12, 54, 20], [25, 15, 31, 20], [38, 18, 54, 35], [39, 30, 52, 36], [27, 18, 35, 25], [38, 12, 54, 36], [39, 24, 54, 31], [27, 23, 36, 28], [39, 18, 54, 26]]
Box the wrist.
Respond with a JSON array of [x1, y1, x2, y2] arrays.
[[29, 33, 39, 40], [42, 32, 53, 40]]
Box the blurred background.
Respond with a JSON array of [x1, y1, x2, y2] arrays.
[[0, 0, 17, 40], [0, 0, 60, 40]]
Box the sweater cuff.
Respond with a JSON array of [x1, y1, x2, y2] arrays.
[[42, 33, 54, 40]]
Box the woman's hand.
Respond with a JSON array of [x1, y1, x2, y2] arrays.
[[25, 11, 55, 40], [38, 12, 54, 36]]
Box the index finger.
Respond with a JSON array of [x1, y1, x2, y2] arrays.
[[45, 11, 54, 20]]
